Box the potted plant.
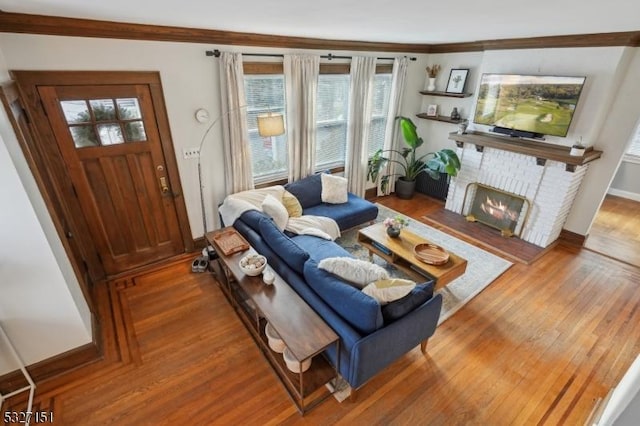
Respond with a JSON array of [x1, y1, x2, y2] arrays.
[[367, 116, 461, 199]]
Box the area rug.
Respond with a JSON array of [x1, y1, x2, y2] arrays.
[[335, 204, 513, 325]]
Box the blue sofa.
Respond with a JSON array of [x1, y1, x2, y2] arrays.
[[230, 175, 443, 391]]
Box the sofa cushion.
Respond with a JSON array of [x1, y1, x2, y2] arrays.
[[282, 190, 303, 217], [284, 174, 322, 209], [318, 257, 389, 289], [304, 259, 384, 334], [262, 194, 289, 231], [381, 281, 435, 323], [321, 174, 348, 204], [291, 235, 351, 262], [304, 193, 378, 230], [238, 210, 269, 233], [259, 217, 309, 274], [362, 278, 416, 304]]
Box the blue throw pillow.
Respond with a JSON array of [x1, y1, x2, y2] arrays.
[[381, 281, 435, 323], [259, 217, 310, 274], [284, 174, 323, 209]]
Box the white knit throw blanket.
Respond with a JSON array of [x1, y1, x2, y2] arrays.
[[218, 186, 340, 240]]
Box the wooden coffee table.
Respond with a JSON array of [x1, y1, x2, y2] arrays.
[[357, 223, 467, 290], [206, 228, 339, 414]]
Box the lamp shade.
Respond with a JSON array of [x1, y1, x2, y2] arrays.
[[257, 112, 285, 137]]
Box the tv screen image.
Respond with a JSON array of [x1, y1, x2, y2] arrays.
[[473, 74, 586, 137]]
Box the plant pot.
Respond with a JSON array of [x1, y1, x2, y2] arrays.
[[395, 178, 416, 199], [386, 226, 401, 238]]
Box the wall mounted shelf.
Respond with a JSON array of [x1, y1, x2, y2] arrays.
[[448, 131, 603, 172], [419, 90, 473, 98], [416, 113, 464, 124]]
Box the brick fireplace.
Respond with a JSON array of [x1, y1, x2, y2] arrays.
[[445, 132, 602, 248]]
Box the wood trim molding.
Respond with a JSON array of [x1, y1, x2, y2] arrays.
[[559, 229, 587, 247], [0, 342, 100, 394], [2, 11, 638, 54], [0, 11, 429, 54], [429, 31, 640, 53]]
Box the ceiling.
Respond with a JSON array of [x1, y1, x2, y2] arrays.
[[1, 0, 639, 44]]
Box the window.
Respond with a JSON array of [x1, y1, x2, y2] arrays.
[[244, 75, 288, 183], [625, 123, 640, 163], [244, 64, 392, 184], [59, 97, 146, 148], [367, 73, 393, 157], [315, 74, 350, 170]]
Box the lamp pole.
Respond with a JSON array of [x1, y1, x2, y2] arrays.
[[197, 105, 247, 240], [197, 105, 284, 243]]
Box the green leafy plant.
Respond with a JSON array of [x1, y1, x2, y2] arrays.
[[367, 116, 461, 193]]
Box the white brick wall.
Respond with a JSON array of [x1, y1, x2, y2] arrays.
[[446, 143, 589, 247]]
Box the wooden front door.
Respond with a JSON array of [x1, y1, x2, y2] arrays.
[[37, 83, 184, 275]]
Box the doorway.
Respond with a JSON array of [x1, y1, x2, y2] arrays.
[[584, 130, 640, 268], [11, 71, 192, 279]]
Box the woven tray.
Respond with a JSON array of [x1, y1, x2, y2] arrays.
[[212, 229, 250, 256], [414, 243, 450, 266]]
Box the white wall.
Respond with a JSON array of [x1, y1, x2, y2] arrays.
[[0, 33, 429, 237], [610, 161, 640, 199], [0, 130, 91, 375], [416, 46, 640, 236]]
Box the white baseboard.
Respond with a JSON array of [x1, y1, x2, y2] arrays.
[[607, 188, 640, 202]]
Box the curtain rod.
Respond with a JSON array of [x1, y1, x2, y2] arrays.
[[205, 49, 416, 61]]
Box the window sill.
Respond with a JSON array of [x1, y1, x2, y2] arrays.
[[623, 154, 640, 165]]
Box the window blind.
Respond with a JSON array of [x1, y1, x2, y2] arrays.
[[626, 123, 640, 159], [245, 69, 393, 183], [244, 75, 288, 182]]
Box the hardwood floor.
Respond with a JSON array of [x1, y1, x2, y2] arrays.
[[585, 194, 640, 267], [3, 194, 640, 425]]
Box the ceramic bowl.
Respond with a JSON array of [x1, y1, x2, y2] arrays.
[[265, 322, 286, 353], [239, 253, 267, 276], [283, 347, 311, 373]]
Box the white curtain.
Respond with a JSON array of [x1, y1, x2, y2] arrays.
[[219, 51, 254, 195], [345, 56, 377, 197], [284, 54, 320, 182], [378, 57, 409, 196]]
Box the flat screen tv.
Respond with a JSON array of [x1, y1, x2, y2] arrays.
[[473, 74, 586, 138]]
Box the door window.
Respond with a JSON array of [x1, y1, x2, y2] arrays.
[[60, 97, 147, 148]]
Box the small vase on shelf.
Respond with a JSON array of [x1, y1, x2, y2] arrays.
[[427, 78, 436, 92], [386, 226, 401, 238]]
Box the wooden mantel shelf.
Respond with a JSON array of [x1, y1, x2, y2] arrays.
[[448, 131, 603, 171]]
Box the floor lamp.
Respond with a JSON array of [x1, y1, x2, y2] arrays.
[[197, 107, 285, 249]]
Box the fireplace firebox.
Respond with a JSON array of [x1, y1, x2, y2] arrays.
[[462, 183, 531, 238]]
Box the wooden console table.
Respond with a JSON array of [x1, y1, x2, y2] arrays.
[[205, 228, 339, 414]]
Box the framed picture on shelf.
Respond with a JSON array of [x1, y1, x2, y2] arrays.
[[445, 69, 469, 94], [426, 104, 438, 116]]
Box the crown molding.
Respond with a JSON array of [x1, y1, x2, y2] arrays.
[[0, 11, 430, 54], [0, 11, 638, 54], [429, 31, 640, 53]]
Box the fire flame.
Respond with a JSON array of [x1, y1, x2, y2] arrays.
[[480, 196, 519, 222]]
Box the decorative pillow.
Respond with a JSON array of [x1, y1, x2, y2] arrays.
[[259, 217, 310, 274], [262, 194, 288, 231], [321, 173, 348, 204], [284, 174, 322, 208], [318, 257, 389, 289], [282, 190, 303, 218], [382, 281, 435, 323], [362, 279, 417, 304]]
